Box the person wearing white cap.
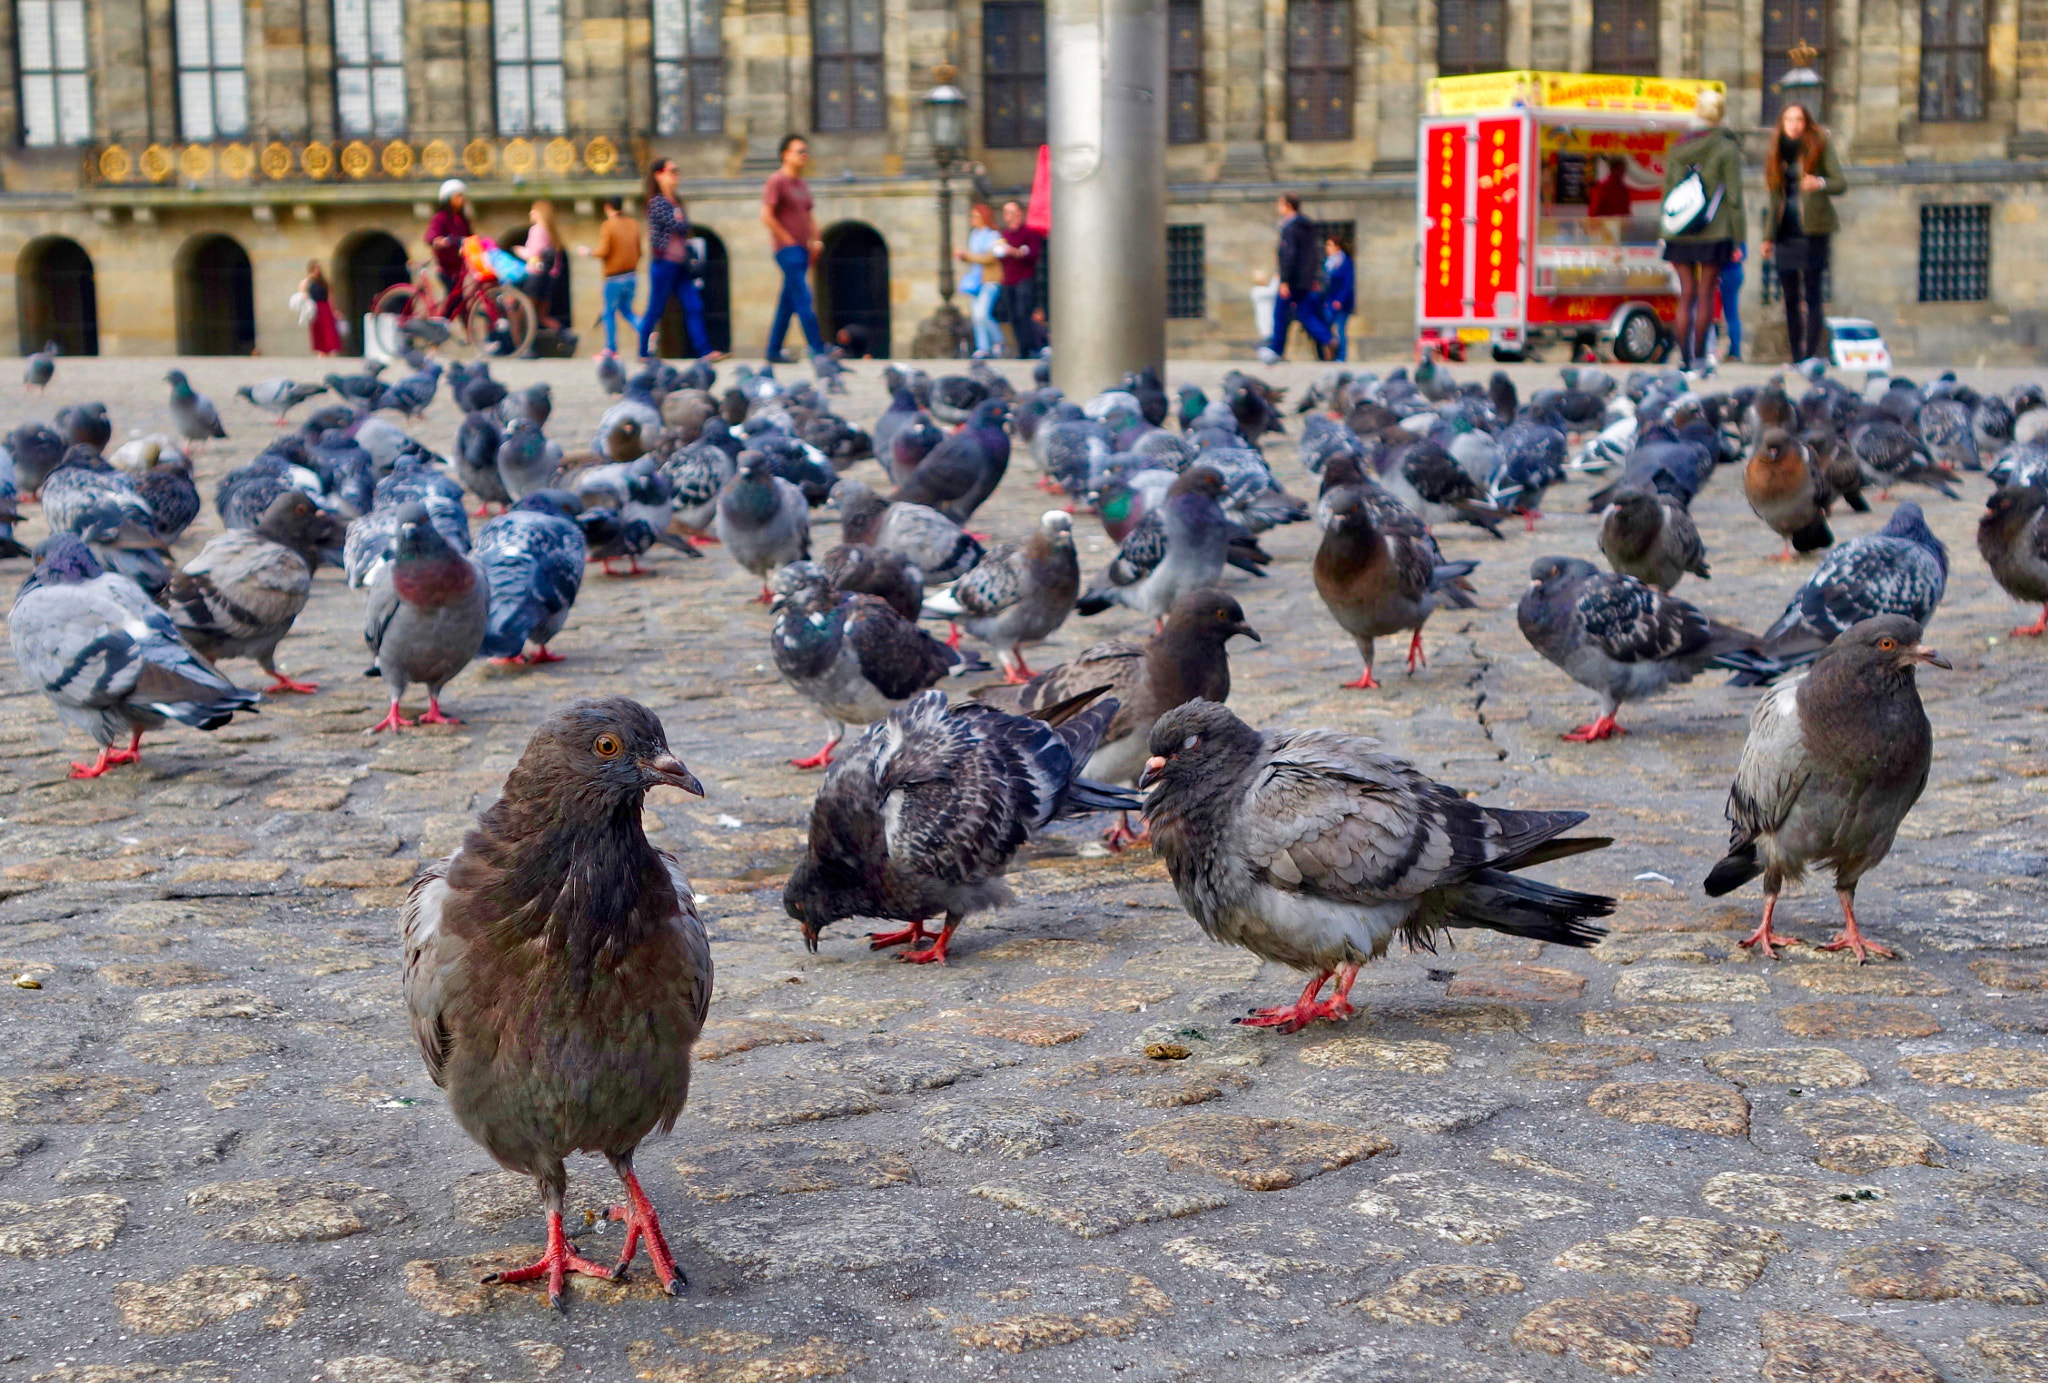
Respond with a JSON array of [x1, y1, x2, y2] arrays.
[[427, 180, 472, 299]]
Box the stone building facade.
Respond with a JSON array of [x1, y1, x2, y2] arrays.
[[1, 0, 2044, 361]]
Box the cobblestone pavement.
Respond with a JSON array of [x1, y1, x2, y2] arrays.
[[0, 355, 2045, 1383]]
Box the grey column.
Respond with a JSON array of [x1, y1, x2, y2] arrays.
[[1047, 0, 1166, 394]]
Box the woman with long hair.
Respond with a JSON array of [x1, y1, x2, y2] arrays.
[[952, 202, 1002, 358], [636, 158, 715, 360], [302, 259, 341, 357], [1763, 103, 1847, 367], [1658, 88, 1744, 375], [519, 199, 565, 329]]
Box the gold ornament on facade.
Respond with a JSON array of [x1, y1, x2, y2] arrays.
[[421, 139, 455, 177], [98, 145, 132, 182], [1787, 39, 1818, 66], [463, 139, 495, 176], [139, 145, 173, 182], [303, 142, 335, 179], [178, 144, 213, 180], [382, 140, 415, 178], [219, 143, 254, 179], [261, 142, 293, 179], [340, 140, 374, 179], [503, 137, 537, 175], [584, 135, 618, 175], [544, 137, 576, 174]]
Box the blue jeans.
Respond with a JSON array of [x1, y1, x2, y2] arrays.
[[600, 272, 637, 354], [768, 244, 824, 358], [1328, 311, 1350, 361], [1267, 291, 1330, 358], [637, 259, 707, 358], [1716, 257, 1744, 359], [968, 281, 1001, 355]]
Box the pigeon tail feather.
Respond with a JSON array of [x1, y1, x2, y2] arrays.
[[1703, 843, 1763, 897]]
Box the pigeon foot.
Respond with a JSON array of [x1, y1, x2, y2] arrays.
[[1102, 814, 1151, 852], [1405, 629, 1427, 673], [1819, 890, 1896, 963], [1765, 545, 1800, 563], [790, 737, 839, 770], [605, 1160, 685, 1295], [1561, 716, 1626, 742], [685, 533, 720, 546], [754, 584, 774, 604], [899, 918, 958, 965], [1736, 893, 1800, 960], [867, 920, 931, 950], [2011, 605, 2048, 637], [69, 735, 142, 779], [520, 646, 566, 664], [485, 1208, 616, 1311], [1340, 669, 1381, 690], [1522, 510, 1543, 531], [945, 622, 963, 649], [1235, 972, 1334, 1034], [263, 674, 320, 694], [417, 697, 463, 727], [365, 701, 415, 734]]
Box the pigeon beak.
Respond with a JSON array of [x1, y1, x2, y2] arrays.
[[1232, 623, 1262, 642], [643, 754, 704, 796], [1137, 755, 1168, 790], [1909, 644, 1951, 670]]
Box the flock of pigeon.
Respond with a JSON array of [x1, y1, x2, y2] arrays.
[[0, 344, 2035, 1307]]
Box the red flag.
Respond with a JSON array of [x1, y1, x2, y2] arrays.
[[1025, 144, 1052, 234]]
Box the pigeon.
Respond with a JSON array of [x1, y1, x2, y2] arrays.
[[1076, 466, 1231, 627], [10, 535, 261, 778], [715, 451, 810, 601], [784, 688, 1136, 966], [40, 461, 172, 595], [0, 454, 25, 559], [928, 373, 988, 426], [1599, 488, 1709, 592], [921, 511, 1081, 682], [1846, 411, 1958, 499], [325, 365, 389, 408], [595, 352, 627, 396], [1487, 405, 1569, 527], [872, 386, 927, 465], [1138, 700, 1614, 1032], [658, 443, 736, 539], [892, 399, 1011, 524], [24, 340, 56, 390], [770, 561, 965, 768], [475, 492, 589, 665], [378, 362, 444, 418], [402, 697, 709, 1308], [456, 412, 511, 514], [1917, 396, 1979, 473], [1735, 503, 1949, 683], [976, 587, 1258, 850], [1518, 556, 1768, 741], [9, 422, 67, 494], [238, 379, 329, 423], [165, 370, 227, 446], [818, 543, 924, 622], [568, 458, 697, 563], [813, 350, 848, 394], [497, 417, 562, 502], [596, 416, 648, 464], [1978, 484, 2048, 638], [1314, 490, 1478, 689], [1743, 429, 1836, 559], [833, 479, 983, 582], [56, 403, 112, 454], [162, 489, 343, 695], [1705, 615, 1947, 962], [575, 507, 667, 577], [362, 501, 490, 732]]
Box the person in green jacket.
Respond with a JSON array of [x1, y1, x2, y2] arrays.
[[1763, 103, 1847, 368], [1660, 88, 1744, 374]]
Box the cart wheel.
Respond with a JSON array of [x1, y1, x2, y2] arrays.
[[1611, 306, 1661, 364], [1491, 345, 1525, 363]]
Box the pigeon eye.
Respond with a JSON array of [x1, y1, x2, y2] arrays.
[[1183, 734, 1200, 750], [593, 734, 623, 759], [1877, 637, 1898, 652]]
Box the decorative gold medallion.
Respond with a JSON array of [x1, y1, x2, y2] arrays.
[[98, 145, 132, 181], [219, 143, 254, 179], [421, 139, 455, 177], [544, 136, 576, 174], [340, 140, 374, 178], [139, 145, 173, 182], [463, 138, 495, 176], [503, 137, 536, 175], [260, 141, 293, 179], [303, 142, 335, 179], [584, 136, 618, 175], [382, 140, 415, 178], [178, 144, 214, 180]]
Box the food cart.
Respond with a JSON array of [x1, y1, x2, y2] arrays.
[[1416, 71, 1727, 364]]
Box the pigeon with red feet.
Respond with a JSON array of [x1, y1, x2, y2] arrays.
[[1977, 484, 2048, 638], [403, 697, 711, 1309], [1313, 490, 1477, 691], [476, 491, 587, 665], [714, 451, 809, 602], [362, 501, 488, 732], [922, 511, 1081, 681], [162, 489, 344, 695]]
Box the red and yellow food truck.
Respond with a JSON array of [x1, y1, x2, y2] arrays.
[[1416, 71, 1727, 364]]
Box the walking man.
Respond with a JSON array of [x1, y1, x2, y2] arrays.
[[761, 133, 826, 362], [578, 196, 639, 357], [993, 201, 1046, 359], [1258, 192, 1328, 364]]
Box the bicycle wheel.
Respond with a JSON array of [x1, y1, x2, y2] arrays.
[[468, 283, 537, 359], [366, 283, 422, 358]]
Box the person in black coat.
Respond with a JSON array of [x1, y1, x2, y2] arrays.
[[1259, 193, 1331, 364]]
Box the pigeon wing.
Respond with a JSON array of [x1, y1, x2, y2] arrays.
[[950, 543, 1024, 617], [1576, 574, 1713, 663], [1106, 509, 1168, 587], [843, 595, 955, 700], [401, 858, 460, 1088], [1725, 677, 1812, 846]]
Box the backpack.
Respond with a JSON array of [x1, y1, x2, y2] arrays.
[[1661, 139, 1725, 237]]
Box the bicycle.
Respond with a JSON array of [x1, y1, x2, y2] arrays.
[[368, 262, 537, 360]]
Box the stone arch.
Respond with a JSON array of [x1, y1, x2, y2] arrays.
[[17, 236, 98, 356], [175, 233, 257, 356], [335, 230, 411, 356], [817, 221, 891, 358]]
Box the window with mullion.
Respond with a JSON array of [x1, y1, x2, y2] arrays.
[[813, 0, 883, 133], [335, 0, 407, 137], [1762, 0, 1827, 122], [1436, 0, 1504, 76], [1920, 0, 1986, 121], [1285, 0, 1351, 142], [655, 0, 723, 134], [1591, 0, 1657, 75], [495, 0, 565, 135], [983, 0, 1045, 148], [16, 0, 90, 146], [1167, 0, 1202, 143], [174, 0, 248, 140]]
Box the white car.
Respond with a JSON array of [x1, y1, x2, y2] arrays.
[[1827, 317, 1892, 373]]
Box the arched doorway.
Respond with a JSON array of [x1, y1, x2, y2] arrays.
[[495, 224, 572, 328], [659, 227, 731, 358], [18, 237, 98, 356], [336, 231, 409, 356], [817, 222, 890, 358], [176, 234, 257, 356]]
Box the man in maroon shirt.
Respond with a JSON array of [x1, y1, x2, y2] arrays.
[[993, 201, 1045, 358], [426, 179, 472, 307], [760, 134, 826, 362]]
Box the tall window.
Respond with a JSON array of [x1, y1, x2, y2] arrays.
[[174, 0, 247, 139], [1436, 0, 1504, 75], [494, 0, 565, 135], [1920, 204, 1990, 301], [335, 0, 406, 138], [1920, 0, 1986, 121], [812, 0, 882, 132], [983, 0, 1045, 148], [1286, 0, 1351, 141], [1167, 0, 1202, 143], [1762, 0, 1827, 122], [1591, 0, 1657, 75], [655, 0, 722, 134], [16, 0, 89, 146]]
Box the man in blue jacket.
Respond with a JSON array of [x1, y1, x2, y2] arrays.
[[1258, 194, 1329, 364]]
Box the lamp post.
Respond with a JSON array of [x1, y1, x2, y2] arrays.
[[923, 69, 968, 308]]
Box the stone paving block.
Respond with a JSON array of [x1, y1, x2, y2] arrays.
[[691, 1075, 884, 1131], [948, 1268, 1172, 1352], [303, 858, 419, 888], [0, 1073, 161, 1123], [402, 1246, 683, 1317], [171, 860, 289, 884], [1553, 1216, 1783, 1291], [1779, 1000, 1943, 1038], [1125, 1114, 1392, 1190], [1586, 1080, 1750, 1135], [692, 1019, 826, 1062], [1931, 1092, 2048, 1146], [1703, 1046, 1871, 1088], [1278, 1346, 1538, 1383], [1784, 966, 1954, 996], [1354, 1173, 1592, 1244], [1356, 1263, 1525, 1324], [1968, 1320, 2048, 1383], [1376, 1002, 1530, 1033], [1512, 1291, 1698, 1375], [1786, 1096, 1946, 1171], [1443, 962, 1585, 1002], [921, 1096, 1081, 1157], [1611, 967, 1768, 1002], [1002, 976, 1174, 1012], [447, 1171, 609, 1230], [1903, 1046, 2048, 1089], [1758, 1310, 1942, 1383], [971, 1167, 1229, 1238], [1971, 958, 2048, 990], [673, 1135, 916, 1200], [131, 987, 282, 1022], [681, 1196, 940, 1279], [798, 1034, 1020, 1093], [1322, 1083, 1516, 1135], [187, 1176, 408, 1242], [58, 1125, 239, 1184], [0, 1192, 126, 1257], [2, 857, 158, 882], [95, 961, 227, 987], [1514, 1042, 1654, 1080], [1580, 1004, 1732, 1041], [1297, 1036, 1453, 1073], [625, 1332, 863, 1381], [1026, 1054, 1252, 1107], [1700, 1172, 1895, 1228], [0, 1131, 42, 1176], [1162, 1228, 1402, 1297], [910, 1007, 1094, 1046], [112, 1265, 306, 1334], [1838, 1240, 2048, 1304]]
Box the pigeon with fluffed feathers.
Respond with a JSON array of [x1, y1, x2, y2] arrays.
[[922, 510, 1080, 682], [475, 492, 589, 665], [833, 479, 983, 583], [819, 543, 924, 622], [162, 489, 343, 695], [1313, 490, 1477, 691], [715, 451, 810, 601], [1599, 487, 1709, 592], [1978, 483, 2048, 638]]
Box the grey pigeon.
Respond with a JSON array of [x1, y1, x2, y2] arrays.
[[833, 479, 983, 582], [377, 362, 443, 418], [1735, 503, 1949, 683], [238, 378, 328, 423], [165, 370, 227, 446], [1846, 409, 1957, 499], [770, 560, 964, 768], [818, 543, 924, 621], [658, 442, 735, 537], [1139, 700, 1613, 1033], [1599, 488, 1709, 591], [362, 501, 489, 731], [714, 451, 810, 601], [403, 696, 709, 1307], [1705, 615, 1947, 962], [457, 412, 511, 512], [55, 402, 111, 453], [892, 398, 1011, 524], [784, 688, 1137, 966], [921, 511, 1081, 681], [497, 417, 561, 502], [1314, 490, 1478, 689], [475, 492, 587, 664], [10, 535, 260, 778], [346, 491, 472, 588], [1917, 396, 1978, 473], [40, 461, 171, 594], [1518, 556, 1767, 741], [9, 422, 67, 494], [1487, 402, 1569, 527], [596, 352, 627, 396], [570, 458, 697, 560], [325, 365, 388, 408], [1978, 484, 2048, 638], [24, 340, 56, 390], [0, 450, 24, 559], [162, 489, 343, 695], [1076, 466, 1231, 627]]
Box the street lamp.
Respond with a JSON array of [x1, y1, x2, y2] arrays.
[[1778, 40, 1824, 112], [924, 66, 968, 306]]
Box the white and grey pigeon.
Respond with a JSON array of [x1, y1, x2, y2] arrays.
[[474, 491, 588, 665], [166, 370, 226, 446], [1138, 700, 1614, 1033], [658, 442, 735, 538], [237, 378, 329, 424], [832, 479, 984, 582], [569, 457, 696, 558], [1076, 466, 1231, 628], [922, 511, 1081, 682], [40, 462, 170, 594], [10, 535, 261, 779], [715, 450, 810, 601]]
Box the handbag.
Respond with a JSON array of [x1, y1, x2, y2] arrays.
[[1661, 168, 1724, 238]]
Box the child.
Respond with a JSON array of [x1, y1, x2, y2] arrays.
[[1321, 231, 1354, 363]]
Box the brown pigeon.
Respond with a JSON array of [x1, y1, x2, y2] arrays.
[[1312, 490, 1476, 689], [402, 698, 711, 1307]]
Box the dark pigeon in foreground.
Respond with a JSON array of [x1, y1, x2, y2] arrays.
[[1979, 483, 2048, 637]]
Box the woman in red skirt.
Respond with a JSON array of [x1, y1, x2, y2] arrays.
[[303, 260, 342, 356]]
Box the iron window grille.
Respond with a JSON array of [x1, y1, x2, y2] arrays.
[[1919, 0, 1986, 122], [1591, 0, 1658, 76], [494, 0, 566, 135], [983, 0, 1046, 148], [813, 0, 884, 132], [1437, 0, 1505, 76], [335, 0, 407, 138], [1918, 203, 1990, 302], [1167, 224, 1206, 319], [1168, 0, 1203, 144], [1286, 0, 1353, 141], [1762, 0, 1828, 123]]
